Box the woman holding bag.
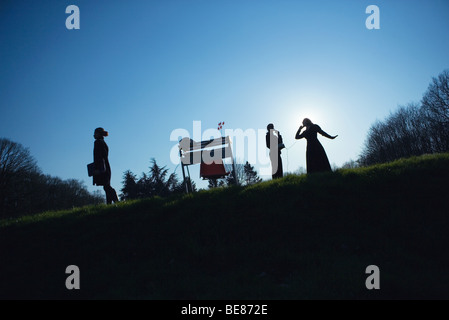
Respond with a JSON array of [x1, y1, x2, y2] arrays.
[[93, 127, 119, 204]]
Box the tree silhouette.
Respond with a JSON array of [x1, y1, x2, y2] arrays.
[[0, 137, 103, 218], [121, 159, 182, 199], [225, 160, 244, 186], [341, 159, 359, 169], [120, 170, 139, 200], [0, 138, 40, 216], [149, 158, 178, 197], [243, 161, 262, 185], [422, 69, 449, 126], [0, 138, 39, 186], [360, 104, 431, 165], [360, 70, 449, 166], [422, 69, 449, 152], [206, 160, 261, 188], [173, 176, 197, 194], [207, 177, 225, 189]]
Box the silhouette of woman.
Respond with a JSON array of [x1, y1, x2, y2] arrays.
[[295, 118, 337, 173], [266, 123, 284, 179], [93, 127, 119, 204]]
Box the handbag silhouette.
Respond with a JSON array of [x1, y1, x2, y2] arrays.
[[87, 161, 106, 177]]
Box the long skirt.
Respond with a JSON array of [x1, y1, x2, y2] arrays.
[[306, 140, 332, 173]]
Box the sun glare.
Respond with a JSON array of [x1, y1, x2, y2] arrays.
[[287, 103, 327, 132]]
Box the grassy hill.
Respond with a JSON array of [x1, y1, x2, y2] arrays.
[[1, 153, 449, 300]]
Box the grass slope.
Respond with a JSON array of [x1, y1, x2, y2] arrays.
[[1, 153, 449, 299]]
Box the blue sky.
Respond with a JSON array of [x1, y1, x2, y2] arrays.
[[1, 0, 448, 193]]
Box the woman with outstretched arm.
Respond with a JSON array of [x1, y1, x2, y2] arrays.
[[295, 118, 337, 174]]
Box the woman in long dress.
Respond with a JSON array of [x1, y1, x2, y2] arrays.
[[295, 118, 337, 173]]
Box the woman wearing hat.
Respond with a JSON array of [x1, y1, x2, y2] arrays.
[[93, 127, 119, 204]]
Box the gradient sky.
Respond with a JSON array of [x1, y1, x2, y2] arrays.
[[1, 0, 449, 193]]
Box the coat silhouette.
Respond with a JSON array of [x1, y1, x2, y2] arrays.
[[93, 127, 119, 204], [295, 118, 337, 174], [266, 123, 284, 179]]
